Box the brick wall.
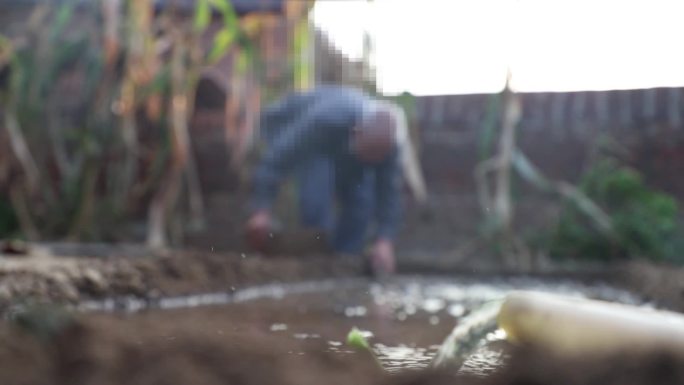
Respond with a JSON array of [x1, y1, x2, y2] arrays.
[[415, 88, 684, 199]]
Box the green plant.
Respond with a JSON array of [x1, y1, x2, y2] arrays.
[[12, 304, 75, 342], [549, 159, 681, 262], [0, 1, 259, 245], [346, 327, 382, 367], [0, 198, 19, 237]]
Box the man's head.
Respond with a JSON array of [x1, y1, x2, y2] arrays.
[[351, 101, 405, 164]]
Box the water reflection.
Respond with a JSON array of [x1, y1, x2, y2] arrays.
[[375, 343, 440, 373], [73, 275, 640, 374]]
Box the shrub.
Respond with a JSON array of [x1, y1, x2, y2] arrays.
[[548, 159, 682, 262]]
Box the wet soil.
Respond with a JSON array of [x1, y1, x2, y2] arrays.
[[611, 260, 684, 312], [1, 243, 684, 384], [4, 313, 684, 385], [3, 241, 684, 314], [0, 244, 363, 313]]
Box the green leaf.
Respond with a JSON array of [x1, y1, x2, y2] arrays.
[[479, 93, 501, 161], [235, 50, 249, 74], [50, 3, 74, 42], [0, 34, 11, 51], [512, 150, 552, 191], [0, 34, 12, 66], [209, 0, 239, 27], [207, 28, 235, 64], [194, 0, 211, 32], [147, 64, 172, 94], [208, 0, 230, 13], [346, 327, 371, 350]]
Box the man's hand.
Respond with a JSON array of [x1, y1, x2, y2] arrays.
[[245, 210, 273, 252], [369, 238, 396, 276]]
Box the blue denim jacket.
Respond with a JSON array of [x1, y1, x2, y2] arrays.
[[251, 85, 403, 240]]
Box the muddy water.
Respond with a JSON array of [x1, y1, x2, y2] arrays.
[[78, 275, 642, 374]]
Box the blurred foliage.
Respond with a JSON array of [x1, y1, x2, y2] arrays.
[[387, 92, 416, 120], [547, 158, 682, 262], [0, 199, 19, 237], [0, 0, 258, 245], [346, 327, 371, 350], [12, 304, 75, 342], [478, 93, 502, 161], [292, 17, 312, 90], [346, 327, 382, 368]]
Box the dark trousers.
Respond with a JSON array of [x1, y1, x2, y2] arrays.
[[297, 155, 374, 254]]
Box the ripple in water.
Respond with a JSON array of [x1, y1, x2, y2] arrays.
[[70, 275, 641, 376], [375, 343, 440, 373]]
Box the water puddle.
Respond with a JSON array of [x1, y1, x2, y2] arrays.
[[76, 275, 642, 374]]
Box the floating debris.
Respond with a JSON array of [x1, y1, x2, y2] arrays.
[[293, 333, 320, 340], [431, 300, 503, 368], [375, 343, 441, 373], [344, 306, 367, 317], [423, 298, 446, 313], [448, 304, 466, 317], [270, 323, 288, 331]]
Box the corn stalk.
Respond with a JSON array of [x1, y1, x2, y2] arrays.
[[112, 0, 157, 211], [3, 95, 40, 240], [475, 73, 524, 266], [0, 0, 259, 243], [287, 0, 315, 91], [226, 2, 309, 175], [102, 0, 121, 70], [147, 36, 191, 248], [147, 0, 257, 247], [4, 110, 40, 194], [476, 73, 617, 269]]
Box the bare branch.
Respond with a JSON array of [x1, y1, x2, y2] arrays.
[[9, 185, 40, 241], [5, 111, 40, 193]]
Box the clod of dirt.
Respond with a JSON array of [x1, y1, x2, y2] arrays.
[[0, 247, 363, 314], [612, 260, 684, 312], [0, 239, 30, 256], [479, 345, 684, 385]]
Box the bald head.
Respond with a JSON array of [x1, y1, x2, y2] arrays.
[[352, 107, 398, 164]]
